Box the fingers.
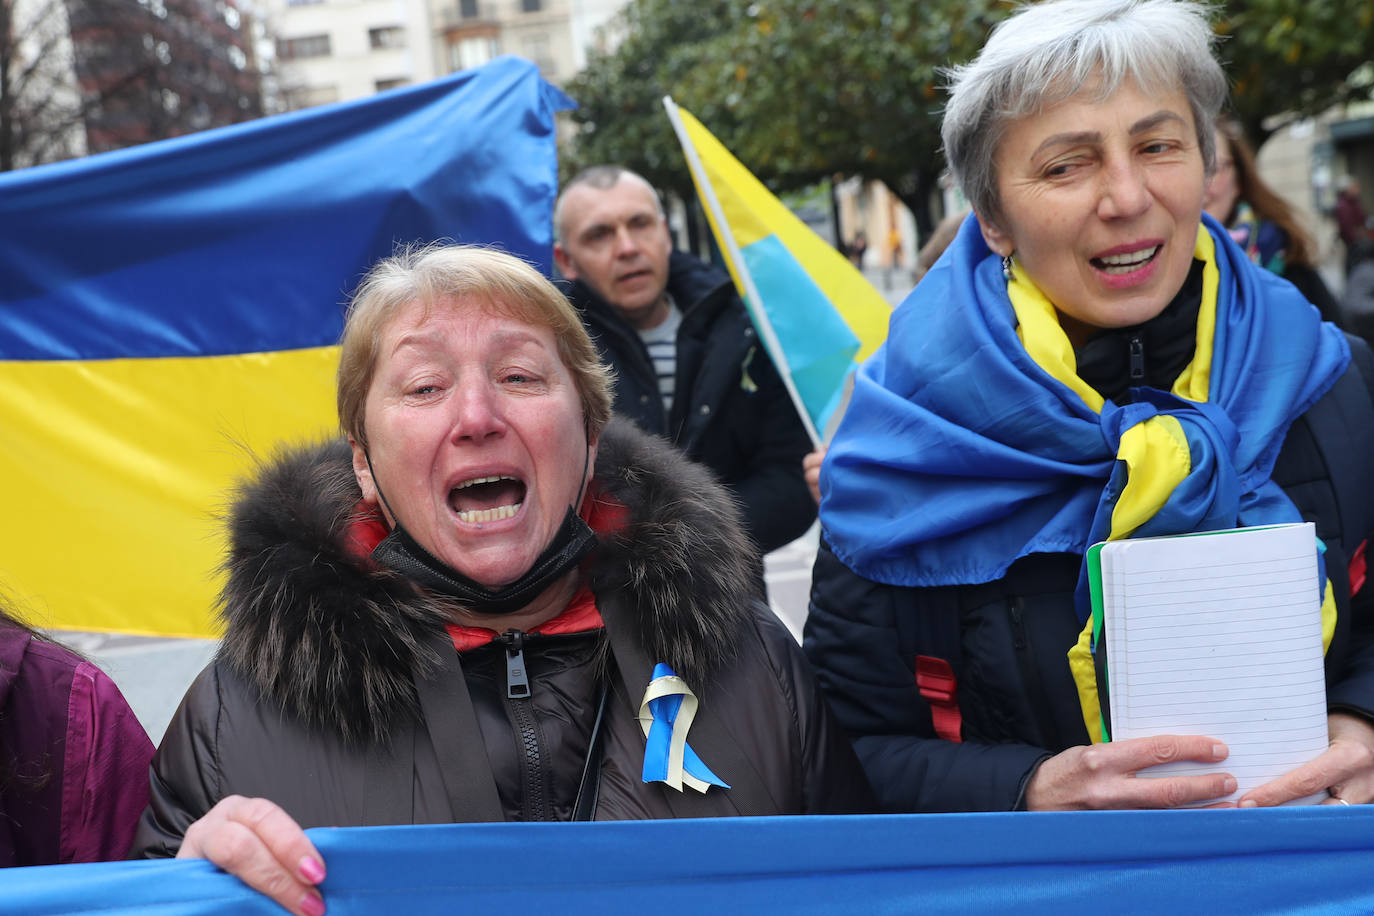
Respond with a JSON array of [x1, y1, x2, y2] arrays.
[[803, 448, 826, 504], [1026, 736, 1233, 810], [179, 796, 326, 916], [1239, 714, 1374, 807], [1106, 734, 1229, 771]]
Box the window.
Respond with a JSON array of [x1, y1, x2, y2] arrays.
[[368, 26, 406, 50], [375, 77, 409, 92], [522, 34, 552, 74], [285, 85, 340, 110], [278, 34, 332, 60], [459, 0, 478, 17], [521, 0, 541, 11], [450, 35, 497, 71]]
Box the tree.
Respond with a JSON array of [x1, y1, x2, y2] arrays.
[[563, 0, 1374, 234], [1217, 1, 1374, 146], [1, 0, 264, 172]]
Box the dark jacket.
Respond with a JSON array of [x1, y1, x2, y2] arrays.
[[565, 251, 815, 555], [132, 419, 870, 855], [0, 626, 153, 865], [805, 337, 1374, 813]]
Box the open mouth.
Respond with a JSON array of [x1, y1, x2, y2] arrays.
[[449, 475, 526, 524], [1091, 245, 1159, 275]]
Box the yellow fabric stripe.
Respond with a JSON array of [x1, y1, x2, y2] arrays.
[[1321, 579, 1336, 654], [1171, 225, 1218, 403], [1067, 619, 1104, 743], [1108, 416, 1191, 540], [1007, 260, 1105, 412], [0, 347, 340, 638], [677, 106, 890, 361]]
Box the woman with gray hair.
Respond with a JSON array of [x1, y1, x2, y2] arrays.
[[808, 0, 1374, 813], [131, 245, 870, 915]]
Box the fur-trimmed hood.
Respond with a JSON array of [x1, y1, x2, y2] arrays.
[[217, 417, 760, 745]]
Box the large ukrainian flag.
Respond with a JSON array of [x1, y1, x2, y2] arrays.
[[663, 98, 890, 444], [0, 57, 571, 638]]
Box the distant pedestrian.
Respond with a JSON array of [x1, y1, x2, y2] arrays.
[[1335, 177, 1374, 273], [848, 231, 868, 268], [1343, 241, 1374, 345], [1203, 115, 1340, 324]]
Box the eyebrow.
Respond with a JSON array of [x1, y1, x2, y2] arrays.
[[390, 325, 549, 356], [1030, 110, 1188, 159]]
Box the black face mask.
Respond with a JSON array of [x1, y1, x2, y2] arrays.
[[371, 507, 597, 615]]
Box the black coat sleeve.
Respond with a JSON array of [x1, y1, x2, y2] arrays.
[[1324, 340, 1374, 722], [804, 542, 1049, 812], [726, 345, 817, 555], [749, 606, 876, 814], [129, 665, 225, 858]]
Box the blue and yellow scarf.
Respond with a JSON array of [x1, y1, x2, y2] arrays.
[[821, 214, 1349, 739]]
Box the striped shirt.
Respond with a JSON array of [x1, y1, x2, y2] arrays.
[[636, 296, 680, 415]]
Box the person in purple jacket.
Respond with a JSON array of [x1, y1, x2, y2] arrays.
[[0, 604, 154, 866]]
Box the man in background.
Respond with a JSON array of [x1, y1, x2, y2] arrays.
[[554, 166, 816, 561]]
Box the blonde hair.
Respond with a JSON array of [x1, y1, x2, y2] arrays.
[[337, 244, 614, 449]]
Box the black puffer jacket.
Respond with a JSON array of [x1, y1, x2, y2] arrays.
[[132, 419, 871, 855], [565, 251, 816, 555], [806, 334, 1374, 813]]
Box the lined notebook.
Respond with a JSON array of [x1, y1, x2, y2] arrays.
[[1087, 523, 1328, 805]]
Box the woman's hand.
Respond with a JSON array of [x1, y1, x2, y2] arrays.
[[1024, 735, 1235, 810], [178, 795, 326, 916], [1237, 712, 1374, 807], [803, 448, 827, 505]]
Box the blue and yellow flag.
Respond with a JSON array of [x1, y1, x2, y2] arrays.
[[0, 56, 572, 638], [662, 98, 889, 443]]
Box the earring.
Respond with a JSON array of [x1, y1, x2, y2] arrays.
[[1001, 253, 1015, 282]]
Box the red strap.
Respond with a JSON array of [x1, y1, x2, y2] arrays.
[[1350, 539, 1368, 598], [915, 655, 962, 743]]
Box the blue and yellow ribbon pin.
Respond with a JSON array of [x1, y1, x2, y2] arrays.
[[637, 663, 729, 793]]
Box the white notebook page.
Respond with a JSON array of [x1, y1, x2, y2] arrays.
[[1102, 523, 1328, 805]]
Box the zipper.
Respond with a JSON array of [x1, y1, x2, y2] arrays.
[[1128, 333, 1146, 385], [496, 629, 549, 820]]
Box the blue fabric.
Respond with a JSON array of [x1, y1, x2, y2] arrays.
[[821, 214, 1349, 590], [739, 233, 859, 432], [0, 56, 572, 361], [6, 809, 1374, 913]]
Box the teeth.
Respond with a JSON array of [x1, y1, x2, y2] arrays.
[[456, 503, 521, 523], [1097, 246, 1159, 273], [455, 474, 515, 489]]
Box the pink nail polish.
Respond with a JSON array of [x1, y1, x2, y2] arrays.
[[300, 892, 326, 916], [299, 856, 326, 884]]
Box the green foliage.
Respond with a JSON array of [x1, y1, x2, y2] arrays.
[[1216, 0, 1374, 144], [564, 0, 1374, 225]]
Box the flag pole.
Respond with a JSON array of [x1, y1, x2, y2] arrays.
[[662, 96, 822, 448]]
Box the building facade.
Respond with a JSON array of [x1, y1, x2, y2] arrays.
[[266, 0, 629, 113]]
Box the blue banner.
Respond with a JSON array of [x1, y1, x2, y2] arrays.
[[4, 809, 1372, 913]]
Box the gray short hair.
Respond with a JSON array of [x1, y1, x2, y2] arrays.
[[554, 165, 664, 242], [942, 0, 1227, 225]]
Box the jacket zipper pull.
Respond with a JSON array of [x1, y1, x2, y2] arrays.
[[1128, 333, 1146, 384], [500, 629, 531, 699]]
